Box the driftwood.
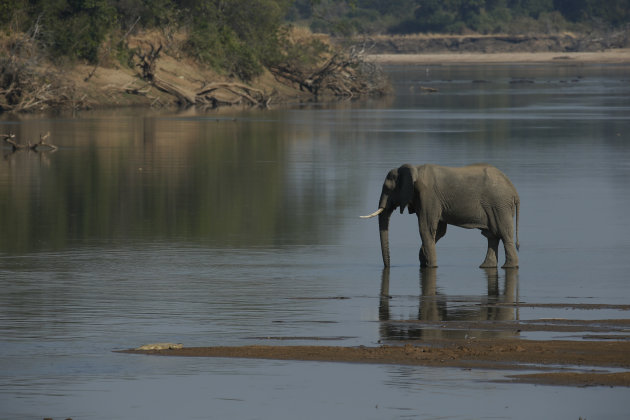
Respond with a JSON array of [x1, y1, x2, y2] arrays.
[[154, 76, 196, 106], [133, 42, 194, 106], [270, 41, 389, 99], [1, 48, 84, 113], [0, 72, 78, 112], [130, 42, 271, 109], [32, 132, 58, 151], [1, 133, 20, 150], [196, 82, 271, 109], [2, 132, 57, 152]]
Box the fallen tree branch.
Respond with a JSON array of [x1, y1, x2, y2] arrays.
[[2, 132, 58, 152], [131, 40, 274, 109], [2, 133, 24, 151], [196, 82, 271, 109], [153, 76, 196, 106], [270, 43, 388, 99], [31, 131, 58, 151]]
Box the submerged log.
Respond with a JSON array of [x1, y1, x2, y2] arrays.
[[2, 132, 58, 152], [2, 133, 23, 151], [30, 132, 58, 151]]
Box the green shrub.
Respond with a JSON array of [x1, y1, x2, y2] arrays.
[[184, 0, 289, 80], [33, 0, 117, 63]]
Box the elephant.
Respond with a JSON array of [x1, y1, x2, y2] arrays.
[[361, 163, 519, 268]]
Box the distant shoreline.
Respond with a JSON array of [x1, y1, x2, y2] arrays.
[[368, 48, 630, 65]]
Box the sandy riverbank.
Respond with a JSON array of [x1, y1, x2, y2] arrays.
[[368, 48, 630, 65], [122, 313, 630, 388], [122, 338, 630, 387]]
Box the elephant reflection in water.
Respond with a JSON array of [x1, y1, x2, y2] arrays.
[[379, 267, 519, 341]]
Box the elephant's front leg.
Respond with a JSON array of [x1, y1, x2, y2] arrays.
[[480, 230, 499, 268], [418, 217, 438, 268]]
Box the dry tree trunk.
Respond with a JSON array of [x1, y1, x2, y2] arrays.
[[132, 42, 270, 109], [196, 82, 271, 109]]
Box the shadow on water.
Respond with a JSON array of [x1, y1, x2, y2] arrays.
[[379, 267, 519, 341]]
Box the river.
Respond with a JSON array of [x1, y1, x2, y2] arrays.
[[1, 62, 629, 419]]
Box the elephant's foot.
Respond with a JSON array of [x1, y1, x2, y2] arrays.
[[479, 261, 498, 268], [420, 257, 437, 268], [502, 242, 519, 269], [419, 252, 437, 268], [479, 254, 498, 268], [501, 262, 519, 269], [502, 253, 519, 269]]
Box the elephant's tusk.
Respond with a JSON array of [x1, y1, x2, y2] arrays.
[[359, 208, 384, 219]]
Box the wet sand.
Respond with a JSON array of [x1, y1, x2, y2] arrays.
[[368, 48, 630, 64], [123, 317, 630, 387]]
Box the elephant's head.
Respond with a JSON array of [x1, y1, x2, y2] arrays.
[[361, 164, 418, 267]]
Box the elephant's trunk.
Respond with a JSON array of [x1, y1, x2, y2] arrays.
[[379, 209, 392, 267]]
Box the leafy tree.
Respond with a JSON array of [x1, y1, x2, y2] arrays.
[[554, 0, 630, 26], [186, 0, 290, 80], [4, 0, 630, 76], [20, 0, 117, 63], [291, 0, 630, 35], [112, 0, 179, 28]]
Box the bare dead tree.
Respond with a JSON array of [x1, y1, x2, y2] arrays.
[[270, 42, 389, 99], [135, 42, 163, 82], [1, 51, 83, 113], [132, 42, 197, 106], [129, 42, 272, 109]]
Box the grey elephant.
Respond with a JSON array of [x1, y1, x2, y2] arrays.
[[361, 163, 519, 268]]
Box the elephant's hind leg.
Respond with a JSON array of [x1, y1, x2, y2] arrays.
[[480, 230, 499, 268], [501, 239, 519, 268], [497, 214, 519, 268]]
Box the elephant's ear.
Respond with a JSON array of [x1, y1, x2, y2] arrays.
[[397, 165, 416, 212]]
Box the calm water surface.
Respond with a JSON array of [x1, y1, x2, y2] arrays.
[[1, 63, 630, 419]]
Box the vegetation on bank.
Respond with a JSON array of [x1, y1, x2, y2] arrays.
[[1, 0, 390, 112], [4, 0, 628, 79], [1, 0, 629, 113], [291, 0, 630, 36], [1, 0, 300, 81]]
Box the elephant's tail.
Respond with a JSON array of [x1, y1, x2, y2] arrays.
[[515, 197, 520, 251]]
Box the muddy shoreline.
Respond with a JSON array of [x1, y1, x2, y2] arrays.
[[121, 311, 630, 387], [121, 339, 630, 387]]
